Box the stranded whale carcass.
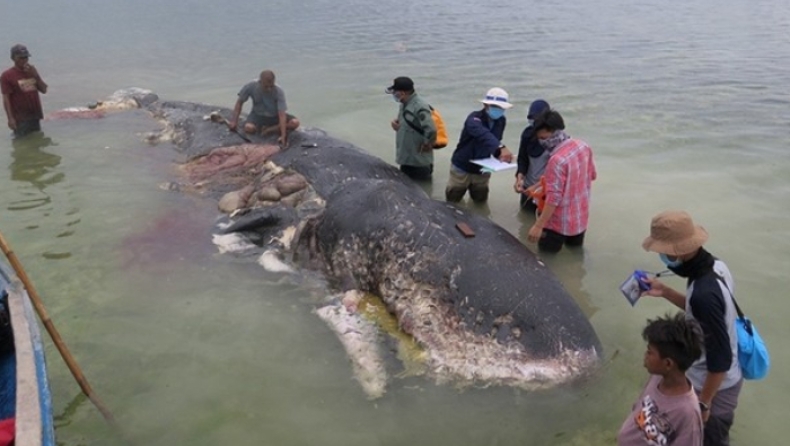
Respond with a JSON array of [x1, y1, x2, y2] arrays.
[[71, 89, 603, 397]]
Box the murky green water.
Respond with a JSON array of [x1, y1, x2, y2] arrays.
[[1, 0, 789, 444]]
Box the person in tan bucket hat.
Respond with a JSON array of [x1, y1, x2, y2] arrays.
[[640, 210, 743, 446], [642, 210, 709, 257]]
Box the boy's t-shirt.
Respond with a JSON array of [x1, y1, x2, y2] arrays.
[[617, 375, 703, 446]]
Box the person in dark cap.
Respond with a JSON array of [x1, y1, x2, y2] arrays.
[[526, 109, 596, 252], [387, 76, 436, 180], [228, 70, 300, 147], [640, 210, 743, 446], [2, 44, 48, 138], [514, 99, 551, 212]]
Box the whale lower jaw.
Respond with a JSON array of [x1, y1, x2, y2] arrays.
[[323, 236, 600, 393]]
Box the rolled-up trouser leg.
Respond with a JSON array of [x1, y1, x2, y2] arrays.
[[445, 169, 470, 202], [468, 173, 491, 203]]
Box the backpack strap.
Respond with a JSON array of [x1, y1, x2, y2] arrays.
[[402, 107, 432, 136], [713, 273, 745, 319]]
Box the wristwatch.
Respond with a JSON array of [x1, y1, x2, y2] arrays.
[[699, 401, 710, 412]]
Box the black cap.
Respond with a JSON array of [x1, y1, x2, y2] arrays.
[[11, 44, 30, 59], [385, 76, 414, 94], [533, 110, 565, 132]]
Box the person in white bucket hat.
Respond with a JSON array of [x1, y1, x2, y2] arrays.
[[480, 87, 513, 109], [446, 87, 514, 203]]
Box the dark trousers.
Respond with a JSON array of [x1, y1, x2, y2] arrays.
[[519, 193, 538, 213], [538, 228, 585, 253], [400, 164, 433, 181], [701, 379, 742, 446], [13, 119, 41, 138]]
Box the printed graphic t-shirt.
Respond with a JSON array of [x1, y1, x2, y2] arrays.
[[1, 67, 44, 121], [617, 375, 703, 446]]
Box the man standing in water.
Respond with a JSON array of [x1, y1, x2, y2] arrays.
[[514, 99, 551, 212], [445, 87, 514, 203], [2, 44, 48, 138], [387, 76, 436, 180], [228, 70, 300, 146], [641, 210, 743, 446], [526, 110, 596, 252]]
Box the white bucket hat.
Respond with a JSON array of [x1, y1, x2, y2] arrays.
[[480, 87, 513, 109]]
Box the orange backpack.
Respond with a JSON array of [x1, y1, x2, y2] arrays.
[[404, 105, 449, 149], [429, 106, 448, 149]]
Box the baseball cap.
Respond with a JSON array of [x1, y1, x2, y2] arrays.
[[11, 44, 31, 59], [385, 76, 414, 94]]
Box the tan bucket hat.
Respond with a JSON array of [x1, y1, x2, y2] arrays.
[[642, 210, 708, 256]]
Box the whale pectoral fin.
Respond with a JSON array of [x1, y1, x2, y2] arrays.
[[315, 299, 388, 400], [220, 205, 297, 234]]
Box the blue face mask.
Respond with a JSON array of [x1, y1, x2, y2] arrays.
[[659, 253, 683, 268], [527, 119, 534, 127], [487, 107, 505, 120], [392, 93, 400, 103]]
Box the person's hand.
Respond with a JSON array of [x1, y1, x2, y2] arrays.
[[525, 183, 541, 197], [641, 277, 666, 298], [23, 63, 38, 76], [527, 222, 543, 243], [701, 408, 711, 424], [498, 147, 513, 163], [514, 173, 525, 193], [391, 119, 400, 131], [7, 118, 16, 130], [227, 119, 237, 131], [278, 135, 288, 148], [419, 141, 433, 153]]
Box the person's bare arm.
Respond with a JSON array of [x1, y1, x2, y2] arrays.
[[3, 94, 16, 130], [277, 110, 287, 146], [698, 371, 726, 422], [527, 203, 557, 243], [642, 278, 687, 310], [229, 99, 243, 130]]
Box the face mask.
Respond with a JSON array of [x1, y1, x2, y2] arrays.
[[392, 93, 401, 103], [527, 119, 534, 127], [487, 107, 505, 120], [659, 253, 683, 268]]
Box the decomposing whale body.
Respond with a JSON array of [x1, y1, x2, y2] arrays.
[[82, 89, 602, 398]]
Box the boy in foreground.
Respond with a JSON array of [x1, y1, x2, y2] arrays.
[[618, 313, 705, 446]]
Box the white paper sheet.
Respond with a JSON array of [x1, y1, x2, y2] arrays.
[[469, 156, 517, 172]]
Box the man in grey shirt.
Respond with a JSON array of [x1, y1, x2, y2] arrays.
[[229, 70, 300, 146]]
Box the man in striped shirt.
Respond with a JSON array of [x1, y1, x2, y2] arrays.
[[526, 110, 596, 253]]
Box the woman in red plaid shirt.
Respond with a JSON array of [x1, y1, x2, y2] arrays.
[[526, 110, 596, 253]]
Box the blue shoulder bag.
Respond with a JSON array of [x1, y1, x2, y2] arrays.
[[716, 275, 770, 380]]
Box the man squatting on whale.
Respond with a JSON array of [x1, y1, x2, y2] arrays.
[[228, 69, 300, 146]]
